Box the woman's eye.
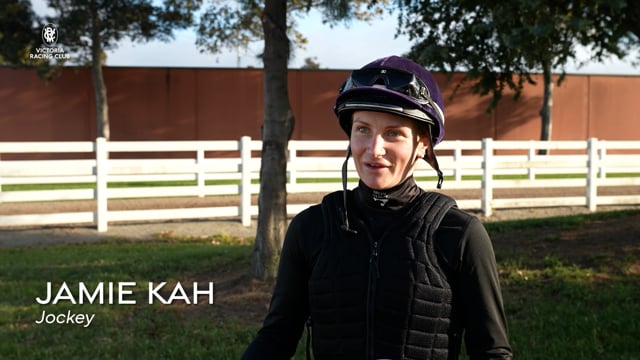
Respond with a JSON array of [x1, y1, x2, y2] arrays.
[[386, 130, 402, 138], [356, 126, 370, 134]]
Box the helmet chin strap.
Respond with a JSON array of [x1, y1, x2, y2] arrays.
[[424, 148, 444, 189], [423, 127, 444, 189], [341, 145, 358, 234]]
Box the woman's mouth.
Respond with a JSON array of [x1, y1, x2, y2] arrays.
[[365, 162, 389, 170]]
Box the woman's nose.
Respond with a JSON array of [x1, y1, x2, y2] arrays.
[[368, 134, 386, 157]]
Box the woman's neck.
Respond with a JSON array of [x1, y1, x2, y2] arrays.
[[355, 176, 423, 211]]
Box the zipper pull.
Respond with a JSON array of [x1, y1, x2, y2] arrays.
[[370, 241, 380, 279]]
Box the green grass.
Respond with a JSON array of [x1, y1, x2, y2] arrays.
[[502, 273, 638, 359], [486, 209, 640, 359], [1, 211, 639, 359]]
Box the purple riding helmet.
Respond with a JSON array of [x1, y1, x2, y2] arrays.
[[334, 55, 446, 189]]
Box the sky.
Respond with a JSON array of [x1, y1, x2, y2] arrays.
[[31, 1, 639, 74]]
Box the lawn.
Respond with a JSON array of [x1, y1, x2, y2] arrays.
[[1, 210, 639, 359]]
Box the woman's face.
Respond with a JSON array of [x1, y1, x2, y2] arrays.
[[350, 110, 428, 190]]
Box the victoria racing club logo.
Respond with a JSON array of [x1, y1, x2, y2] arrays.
[[42, 23, 59, 47], [31, 23, 68, 60]]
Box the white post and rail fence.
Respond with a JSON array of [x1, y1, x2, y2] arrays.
[[1, 137, 639, 232]]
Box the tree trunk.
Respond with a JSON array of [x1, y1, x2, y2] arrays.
[[538, 60, 553, 155], [90, 0, 109, 140], [250, 0, 294, 281]]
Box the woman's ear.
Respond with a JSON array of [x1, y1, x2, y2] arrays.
[[416, 134, 429, 159], [424, 142, 435, 159]]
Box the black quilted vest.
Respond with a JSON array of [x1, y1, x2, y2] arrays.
[[308, 190, 457, 360]]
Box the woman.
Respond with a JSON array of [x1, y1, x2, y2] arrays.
[[242, 56, 512, 359]]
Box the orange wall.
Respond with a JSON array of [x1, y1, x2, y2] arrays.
[[1, 66, 638, 143]]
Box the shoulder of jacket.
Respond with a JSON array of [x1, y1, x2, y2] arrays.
[[291, 202, 322, 224], [289, 190, 348, 232], [439, 206, 478, 231], [291, 190, 344, 220], [321, 190, 349, 203]]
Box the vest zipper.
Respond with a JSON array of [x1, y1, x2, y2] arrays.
[[366, 240, 380, 359], [370, 241, 380, 278]]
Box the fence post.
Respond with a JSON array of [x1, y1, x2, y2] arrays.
[[196, 147, 205, 198], [598, 141, 607, 179], [586, 137, 598, 211], [528, 141, 536, 181], [95, 137, 108, 232], [288, 142, 297, 186], [481, 138, 494, 217], [454, 141, 462, 182], [240, 136, 252, 226]]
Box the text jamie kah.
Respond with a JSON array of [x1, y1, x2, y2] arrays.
[[36, 281, 216, 305]]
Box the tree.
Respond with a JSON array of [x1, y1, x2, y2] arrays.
[[196, 0, 387, 280], [301, 56, 321, 69], [0, 0, 58, 79], [0, 0, 40, 65], [41, 0, 199, 139], [253, 0, 293, 281], [398, 0, 639, 151]]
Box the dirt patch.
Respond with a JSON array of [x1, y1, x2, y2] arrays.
[[1, 186, 639, 248], [146, 267, 275, 328], [2, 186, 638, 216], [214, 274, 274, 327], [488, 211, 640, 272]]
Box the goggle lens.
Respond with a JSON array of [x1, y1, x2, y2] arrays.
[[342, 67, 432, 104]]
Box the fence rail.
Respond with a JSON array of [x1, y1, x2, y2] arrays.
[[1, 137, 639, 232]]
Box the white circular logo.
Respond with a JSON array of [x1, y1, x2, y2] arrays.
[[42, 23, 59, 47]]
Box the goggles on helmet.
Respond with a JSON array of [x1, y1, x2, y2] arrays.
[[339, 67, 445, 125]]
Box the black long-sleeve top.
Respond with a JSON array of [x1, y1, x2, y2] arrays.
[[243, 178, 512, 359]]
